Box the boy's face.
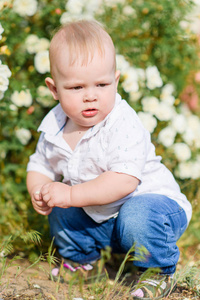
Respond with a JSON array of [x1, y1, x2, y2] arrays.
[[46, 45, 120, 130]]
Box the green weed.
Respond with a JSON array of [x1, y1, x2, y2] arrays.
[[0, 236, 200, 299]]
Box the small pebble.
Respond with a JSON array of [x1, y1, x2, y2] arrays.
[[33, 284, 41, 289], [0, 251, 6, 257]]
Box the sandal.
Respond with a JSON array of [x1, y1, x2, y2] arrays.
[[130, 273, 177, 299], [50, 258, 106, 283]]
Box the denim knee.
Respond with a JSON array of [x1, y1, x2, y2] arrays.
[[48, 206, 116, 263], [115, 195, 152, 251], [115, 194, 188, 273]]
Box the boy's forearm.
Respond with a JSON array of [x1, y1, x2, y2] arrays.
[[26, 171, 53, 194], [70, 171, 139, 207]]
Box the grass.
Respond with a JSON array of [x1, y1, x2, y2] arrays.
[[0, 235, 200, 299]]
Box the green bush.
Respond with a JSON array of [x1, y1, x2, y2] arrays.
[[0, 0, 200, 253]]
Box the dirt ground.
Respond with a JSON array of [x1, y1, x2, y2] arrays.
[[0, 247, 200, 300]]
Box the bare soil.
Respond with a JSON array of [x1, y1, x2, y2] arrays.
[[0, 246, 199, 300]]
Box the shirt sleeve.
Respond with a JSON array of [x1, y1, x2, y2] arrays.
[[106, 110, 149, 181], [27, 133, 61, 181]]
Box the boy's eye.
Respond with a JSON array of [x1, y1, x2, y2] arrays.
[[98, 83, 107, 87], [73, 86, 82, 90]]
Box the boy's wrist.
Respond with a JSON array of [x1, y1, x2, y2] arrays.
[[68, 185, 73, 207], [68, 184, 86, 207]]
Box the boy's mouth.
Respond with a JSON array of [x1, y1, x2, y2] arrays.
[[82, 108, 98, 117]]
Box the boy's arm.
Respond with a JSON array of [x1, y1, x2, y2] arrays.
[[40, 171, 139, 208], [72, 171, 139, 206], [26, 171, 53, 215]]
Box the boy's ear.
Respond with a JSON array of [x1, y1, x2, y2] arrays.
[[115, 70, 121, 87], [45, 77, 59, 100]]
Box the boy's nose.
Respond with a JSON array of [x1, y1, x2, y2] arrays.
[[83, 89, 97, 102]]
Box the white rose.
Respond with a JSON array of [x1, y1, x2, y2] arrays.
[[171, 114, 187, 134], [182, 114, 200, 147], [146, 66, 163, 90], [175, 161, 200, 180], [36, 38, 50, 53], [0, 60, 12, 78], [11, 89, 32, 107], [34, 51, 50, 74], [175, 162, 193, 179], [192, 0, 200, 5], [116, 54, 130, 74], [0, 90, 4, 100], [0, 75, 9, 92], [13, 0, 38, 17], [158, 126, 176, 147], [141, 96, 160, 114], [0, 23, 4, 40], [15, 128, 32, 145], [122, 68, 139, 93], [154, 102, 175, 121], [60, 12, 81, 24], [9, 104, 18, 111], [182, 128, 195, 146], [25, 34, 40, 54], [66, 0, 83, 15], [84, 0, 101, 15], [37, 86, 51, 97], [160, 94, 175, 106], [0, 61, 11, 99], [190, 161, 200, 179], [26, 36, 50, 54], [161, 83, 175, 96], [179, 20, 190, 30], [123, 5, 136, 17], [142, 21, 151, 30], [36, 86, 53, 107], [138, 112, 157, 133], [172, 143, 191, 161], [187, 114, 200, 132], [193, 131, 200, 148], [129, 91, 142, 102], [187, 1, 200, 34]]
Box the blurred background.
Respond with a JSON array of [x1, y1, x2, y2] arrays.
[[0, 0, 200, 260]]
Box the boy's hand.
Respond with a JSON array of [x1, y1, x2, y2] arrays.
[[40, 182, 72, 208], [31, 185, 52, 215]]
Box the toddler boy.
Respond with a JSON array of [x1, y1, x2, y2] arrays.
[[27, 20, 192, 299]]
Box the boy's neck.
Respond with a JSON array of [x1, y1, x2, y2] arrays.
[[62, 119, 89, 151], [65, 118, 90, 133]]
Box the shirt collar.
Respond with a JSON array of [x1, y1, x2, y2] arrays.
[[38, 93, 122, 136], [38, 103, 67, 135]]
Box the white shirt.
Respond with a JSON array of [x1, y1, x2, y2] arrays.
[[27, 93, 192, 224]]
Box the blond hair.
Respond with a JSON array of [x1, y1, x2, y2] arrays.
[[49, 20, 116, 76]]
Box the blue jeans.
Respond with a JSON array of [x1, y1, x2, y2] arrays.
[[48, 194, 188, 274]]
